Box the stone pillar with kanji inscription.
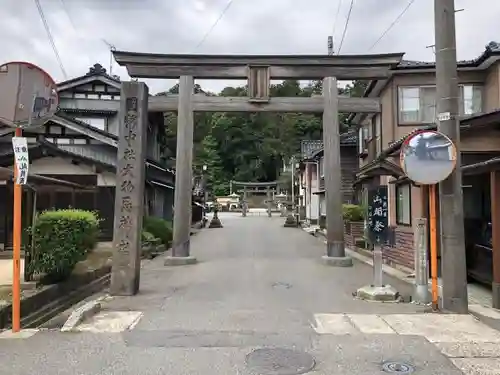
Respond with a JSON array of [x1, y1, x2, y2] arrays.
[[110, 81, 148, 296]]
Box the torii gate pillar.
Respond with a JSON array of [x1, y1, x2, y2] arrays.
[[266, 186, 272, 217], [165, 76, 197, 266], [242, 187, 247, 217], [321, 77, 352, 267]]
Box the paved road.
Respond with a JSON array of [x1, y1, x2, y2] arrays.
[[0, 214, 498, 374]]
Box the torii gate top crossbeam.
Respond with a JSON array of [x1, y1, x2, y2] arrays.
[[113, 51, 404, 80], [231, 180, 278, 187]]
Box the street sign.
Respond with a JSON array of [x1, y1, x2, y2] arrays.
[[400, 130, 457, 185], [11, 137, 29, 185], [367, 186, 388, 244], [0, 61, 59, 128]]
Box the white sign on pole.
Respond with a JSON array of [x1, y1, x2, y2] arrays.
[[437, 112, 451, 122], [11, 137, 29, 185]]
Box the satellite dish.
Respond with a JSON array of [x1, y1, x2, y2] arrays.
[[400, 130, 457, 185], [0, 61, 59, 129]]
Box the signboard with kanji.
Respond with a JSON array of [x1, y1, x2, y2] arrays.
[[12, 137, 29, 185], [367, 186, 388, 244]]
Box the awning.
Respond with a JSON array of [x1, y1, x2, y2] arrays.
[[462, 156, 500, 175], [353, 159, 404, 186]]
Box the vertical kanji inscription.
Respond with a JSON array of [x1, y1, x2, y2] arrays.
[[111, 82, 148, 296]]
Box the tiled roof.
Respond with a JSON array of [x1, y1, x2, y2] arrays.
[[300, 130, 357, 160], [57, 63, 121, 88], [300, 140, 323, 159], [396, 41, 500, 70]]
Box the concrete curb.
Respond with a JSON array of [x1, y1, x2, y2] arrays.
[[312, 228, 412, 282], [61, 295, 110, 332]]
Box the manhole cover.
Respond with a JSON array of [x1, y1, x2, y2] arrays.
[[382, 361, 415, 374], [272, 282, 292, 289], [245, 348, 315, 375]]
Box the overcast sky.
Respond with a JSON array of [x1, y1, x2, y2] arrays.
[[1, 0, 498, 94]]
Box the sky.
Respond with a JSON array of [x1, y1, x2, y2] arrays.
[[1, 0, 499, 94]]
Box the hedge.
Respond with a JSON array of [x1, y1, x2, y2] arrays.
[[342, 204, 365, 222], [30, 209, 100, 283], [143, 216, 173, 247]]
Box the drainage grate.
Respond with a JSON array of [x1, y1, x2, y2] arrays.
[[382, 361, 415, 374], [245, 348, 315, 375]]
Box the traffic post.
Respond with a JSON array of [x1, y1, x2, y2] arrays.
[[0, 61, 58, 332]]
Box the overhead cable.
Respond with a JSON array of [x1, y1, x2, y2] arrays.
[[368, 0, 416, 52], [34, 0, 68, 79]]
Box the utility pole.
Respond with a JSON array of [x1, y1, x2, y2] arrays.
[[327, 36, 334, 55], [291, 156, 295, 214], [434, 0, 468, 313]]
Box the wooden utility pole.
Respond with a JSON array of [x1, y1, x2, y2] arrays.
[[328, 36, 334, 56], [434, 0, 468, 313]]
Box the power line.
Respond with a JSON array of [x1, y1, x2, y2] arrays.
[[195, 0, 236, 51], [331, 0, 343, 48], [368, 0, 416, 52], [59, 0, 78, 34], [336, 0, 355, 54], [34, 0, 68, 79], [59, 0, 93, 65]]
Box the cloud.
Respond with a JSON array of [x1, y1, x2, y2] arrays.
[[1, 0, 499, 94]]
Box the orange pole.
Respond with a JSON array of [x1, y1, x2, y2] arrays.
[[12, 127, 22, 332], [429, 184, 439, 311]]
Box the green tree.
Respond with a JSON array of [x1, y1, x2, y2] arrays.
[[198, 132, 228, 196], [157, 79, 366, 195]]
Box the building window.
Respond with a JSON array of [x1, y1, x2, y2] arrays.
[[87, 94, 99, 99], [55, 138, 71, 145], [396, 183, 411, 225], [100, 94, 112, 100], [398, 86, 436, 123], [374, 115, 381, 155], [72, 138, 87, 145], [319, 157, 324, 177], [460, 85, 482, 115], [73, 93, 86, 99], [75, 117, 106, 131], [398, 85, 482, 124]]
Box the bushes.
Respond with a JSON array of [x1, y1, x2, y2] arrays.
[[141, 230, 161, 247], [143, 216, 173, 247], [30, 209, 100, 283], [342, 204, 365, 222]]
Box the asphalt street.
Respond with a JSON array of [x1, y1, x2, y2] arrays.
[[0, 212, 497, 375]]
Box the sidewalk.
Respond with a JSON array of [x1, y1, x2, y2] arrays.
[[0, 214, 498, 374], [305, 225, 500, 327]]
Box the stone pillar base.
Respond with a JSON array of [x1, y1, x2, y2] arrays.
[[355, 285, 400, 302], [284, 214, 297, 227], [209, 216, 223, 228], [492, 281, 500, 309], [164, 256, 197, 266], [321, 255, 353, 267]]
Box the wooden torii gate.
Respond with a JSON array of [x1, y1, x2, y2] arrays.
[[230, 180, 278, 217], [108, 50, 403, 296]]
